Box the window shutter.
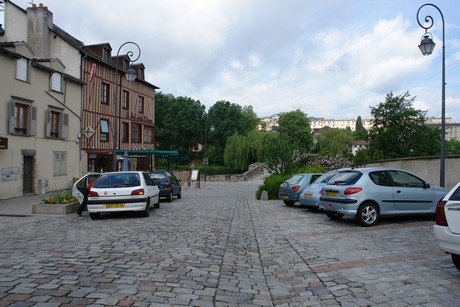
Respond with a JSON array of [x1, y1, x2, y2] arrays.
[[8, 102, 16, 134], [45, 109, 51, 137], [61, 113, 69, 139], [29, 106, 37, 136]]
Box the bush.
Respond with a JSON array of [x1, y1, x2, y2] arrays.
[[42, 190, 78, 204]]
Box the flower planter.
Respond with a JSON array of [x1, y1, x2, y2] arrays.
[[32, 202, 79, 215]]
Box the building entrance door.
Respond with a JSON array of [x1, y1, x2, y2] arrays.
[[23, 156, 34, 194]]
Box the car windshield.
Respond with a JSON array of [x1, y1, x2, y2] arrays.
[[327, 171, 362, 185], [94, 173, 140, 188], [450, 186, 460, 201], [150, 172, 167, 180]]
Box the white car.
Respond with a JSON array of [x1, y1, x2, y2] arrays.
[[86, 171, 160, 219], [433, 182, 460, 271], [72, 172, 101, 205]]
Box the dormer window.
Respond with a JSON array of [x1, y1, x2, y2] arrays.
[[16, 58, 29, 81], [50, 72, 62, 92], [103, 48, 110, 63]]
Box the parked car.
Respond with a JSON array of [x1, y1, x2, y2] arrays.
[[72, 172, 101, 205], [86, 171, 160, 219], [299, 169, 348, 210], [433, 182, 460, 271], [319, 168, 449, 227], [279, 173, 323, 206], [148, 171, 182, 202]]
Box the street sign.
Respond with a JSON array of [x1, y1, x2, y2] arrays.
[[83, 126, 95, 138]]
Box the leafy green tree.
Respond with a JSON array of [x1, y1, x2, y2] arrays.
[[155, 92, 205, 154], [277, 110, 313, 151], [369, 91, 440, 158], [354, 116, 368, 140], [207, 101, 246, 164], [242, 105, 260, 134], [318, 128, 354, 156], [223, 133, 249, 171]]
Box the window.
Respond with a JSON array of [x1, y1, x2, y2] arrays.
[[50, 73, 62, 92], [8, 101, 37, 136], [101, 82, 109, 104], [16, 58, 29, 81], [121, 122, 129, 143], [45, 109, 69, 139], [388, 171, 424, 188], [103, 48, 110, 63], [144, 126, 154, 143], [100, 119, 109, 141], [53, 151, 67, 176], [122, 90, 129, 109], [132, 123, 141, 143], [138, 96, 144, 113]]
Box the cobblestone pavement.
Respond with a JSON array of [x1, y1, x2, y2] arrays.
[[0, 179, 459, 306]]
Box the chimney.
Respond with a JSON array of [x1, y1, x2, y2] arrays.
[[27, 3, 53, 59]]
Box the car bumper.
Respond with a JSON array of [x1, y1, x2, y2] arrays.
[[87, 197, 148, 213], [279, 193, 298, 202], [159, 188, 173, 197], [299, 195, 320, 208], [433, 224, 460, 255], [319, 198, 359, 215]]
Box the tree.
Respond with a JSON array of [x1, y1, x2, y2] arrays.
[[317, 128, 353, 156], [277, 110, 313, 151], [155, 92, 205, 154], [369, 91, 440, 159], [223, 133, 249, 171], [207, 101, 247, 164], [445, 140, 460, 155], [242, 105, 260, 134], [354, 116, 368, 140]]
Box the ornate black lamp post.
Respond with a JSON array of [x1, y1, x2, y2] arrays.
[[112, 42, 141, 171], [416, 3, 445, 187]]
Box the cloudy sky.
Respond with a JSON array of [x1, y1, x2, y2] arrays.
[[10, 0, 460, 121]]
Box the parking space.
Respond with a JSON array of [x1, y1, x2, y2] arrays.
[[0, 179, 458, 306]]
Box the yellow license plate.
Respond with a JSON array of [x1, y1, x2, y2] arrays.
[[304, 194, 313, 198], [105, 203, 125, 208], [282, 195, 289, 199], [326, 191, 338, 197]]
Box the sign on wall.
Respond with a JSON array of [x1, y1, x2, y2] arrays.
[[1, 167, 20, 182]]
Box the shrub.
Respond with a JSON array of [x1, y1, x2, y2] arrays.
[[42, 190, 78, 204]]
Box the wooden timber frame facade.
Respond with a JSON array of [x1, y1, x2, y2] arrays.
[[80, 44, 159, 172]]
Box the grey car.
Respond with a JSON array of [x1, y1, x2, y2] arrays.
[[299, 169, 346, 210], [319, 167, 449, 226], [279, 173, 322, 206]]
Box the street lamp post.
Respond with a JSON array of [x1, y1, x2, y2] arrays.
[[416, 3, 446, 187], [112, 42, 141, 171], [204, 123, 215, 182]]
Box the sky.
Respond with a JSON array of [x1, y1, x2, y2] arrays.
[[8, 0, 460, 121]]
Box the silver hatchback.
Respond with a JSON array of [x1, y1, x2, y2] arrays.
[[319, 168, 449, 226], [87, 171, 160, 219]]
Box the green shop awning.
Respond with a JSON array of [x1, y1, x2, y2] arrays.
[[116, 149, 179, 157]]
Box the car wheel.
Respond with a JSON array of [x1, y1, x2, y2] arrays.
[[326, 211, 344, 220], [154, 197, 160, 209], [177, 189, 182, 199], [167, 191, 173, 202], [140, 198, 151, 217], [356, 202, 379, 227], [89, 212, 100, 220], [283, 200, 295, 206], [452, 254, 460, 271]]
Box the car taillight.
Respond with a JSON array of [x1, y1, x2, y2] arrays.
[[131, 189, 145, 195], [436, 200, 448, 226], [164, 183, 172, 188], [344, 187, 363, 195], [88, 191, 99, 197], [319, 188, 323, 195], [292, 186, 301, 192]]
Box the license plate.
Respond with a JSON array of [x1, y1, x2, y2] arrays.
[[304, 193, 313, 198], [281, 195, 289, 199], [105, 203, 125, 208], [326, 191, 338, 197]]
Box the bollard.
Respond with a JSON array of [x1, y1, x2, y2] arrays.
[[260, 191, 268, 200]]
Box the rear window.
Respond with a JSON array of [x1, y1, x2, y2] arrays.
[[285, 175, 304, 185], [94, 173, 140, 188], [449, 186, 460, 201], [327, 171, 362, 185], [150, 172, 167, 180], [313, 172, 337, 184]]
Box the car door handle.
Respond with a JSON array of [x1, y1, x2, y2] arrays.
[[396, 190, 402, 194]]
